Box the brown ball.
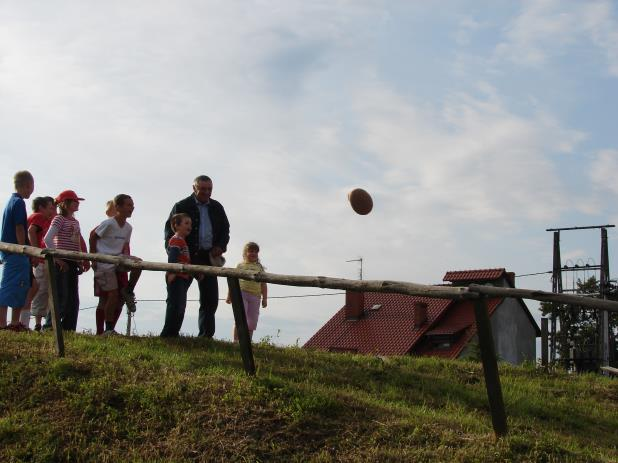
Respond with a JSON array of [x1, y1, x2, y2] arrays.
[[348, 188, 373, 215]]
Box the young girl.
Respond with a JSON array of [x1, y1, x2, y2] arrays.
[[43, 190, 90, 331], [160, 213, 193, 337], [226, 242, 267, 341]]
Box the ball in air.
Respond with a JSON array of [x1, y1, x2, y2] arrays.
[[348, 188, 373, 215]]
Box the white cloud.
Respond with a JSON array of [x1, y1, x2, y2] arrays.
[[355, 81, 584, 224], [495, 0, 618, 76], [590, 149, 618, 195]]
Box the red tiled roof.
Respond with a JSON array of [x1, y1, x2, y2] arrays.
[[443, 268, 506, 283], [413, 298, 501, 359], [304, 292, 452, 356], [304, 289, 505, 359], [424, 325, 468, 336]]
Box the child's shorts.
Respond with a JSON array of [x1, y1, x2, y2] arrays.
[[94, 271, 128, 296], [31, 264, 49, 317], [0, 254, 30, 308], [94, 269, 119, 292], [241, 290, 261, 331]]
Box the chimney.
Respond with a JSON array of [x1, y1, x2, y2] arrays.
[[413, 301, 428, 327], [506, 272, 516, 288], [345, 291, 365, 320]]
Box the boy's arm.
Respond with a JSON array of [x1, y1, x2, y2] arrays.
[[27, 224, 40, 248], [166, 245, 180, 283], [261, 282, 268, 308], [79, 234, 90, 272], [89, 230, 99, 254], [15, 224, 26, 246], [43, 221, 58, 249], [89, 230, 99, 270]]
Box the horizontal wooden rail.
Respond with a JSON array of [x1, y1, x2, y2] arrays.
[[468, 284, 618, 313], [2, 241, 618, 312], [0, 242, 473, 300]]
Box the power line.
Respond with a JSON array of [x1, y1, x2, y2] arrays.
[[137, 292, 346, 303], [516, 271, 553, 278], [73, 292, 346, 313]]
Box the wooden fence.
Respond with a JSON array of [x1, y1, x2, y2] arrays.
[[2, 241, 618, 438]]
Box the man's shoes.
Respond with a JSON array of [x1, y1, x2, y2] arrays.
[[121, 288, 137, 313], [102, 329, 119, 336], [34, 324, 42, 332]]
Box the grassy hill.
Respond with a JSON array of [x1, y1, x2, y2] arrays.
[[1, 331, 617, 462]]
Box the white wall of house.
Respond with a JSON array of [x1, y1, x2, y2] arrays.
[[460, 298, 537, 364]]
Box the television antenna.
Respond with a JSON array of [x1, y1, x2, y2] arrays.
[[346, 257, 363, 280]]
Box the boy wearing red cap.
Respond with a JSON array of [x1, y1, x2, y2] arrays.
[[0, 171, 35, 330], [43, 190, 90, 331]]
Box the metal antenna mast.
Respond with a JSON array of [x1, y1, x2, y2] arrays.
[[346, 257, 363, 280]]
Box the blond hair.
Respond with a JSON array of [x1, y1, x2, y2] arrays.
[[242, 241, 264, 269]]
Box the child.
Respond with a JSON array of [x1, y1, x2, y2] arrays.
[[43, 190, 90, 331], [160, 213, 193, 337], [22, 196, 56, 331], [226, 242, 268, 341], [90, 194, 141, 336], [0, 171, 35, 330]]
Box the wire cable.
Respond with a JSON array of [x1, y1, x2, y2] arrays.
[[137, 291, 346, 303]]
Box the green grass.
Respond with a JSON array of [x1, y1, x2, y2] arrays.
[[1, 332, 617, 462]]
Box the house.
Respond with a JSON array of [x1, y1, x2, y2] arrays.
[[304, 268, 540, 364]]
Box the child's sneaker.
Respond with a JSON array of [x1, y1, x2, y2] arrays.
[[121, 288, 137, 313]]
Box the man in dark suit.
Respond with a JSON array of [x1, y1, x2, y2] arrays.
[[164, 175, 230, 337]]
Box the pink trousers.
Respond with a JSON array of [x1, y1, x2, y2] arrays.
[[241, 291, 260, 330]]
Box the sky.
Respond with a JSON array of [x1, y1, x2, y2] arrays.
[[1, 0, 617, 346]]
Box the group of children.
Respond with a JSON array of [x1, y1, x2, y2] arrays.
[[0, 171, 141, 335], [0, 171, 268, 340]]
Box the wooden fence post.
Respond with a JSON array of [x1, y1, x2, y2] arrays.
[[541, 317, 548, 368], [45, 255, 64, 358], [473, 296, 507, 437], [227, 277, 256, 375]]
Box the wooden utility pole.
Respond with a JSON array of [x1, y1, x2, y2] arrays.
[[541, 318, 548, 368], [600, 228, 610, 366], [45, 255, 64, 357], [227, 277, 256, 375]]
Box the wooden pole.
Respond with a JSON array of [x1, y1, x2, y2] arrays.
[[2, 242, 618, 312], [45, 255, 64, 358], [227, 277, 256, 375], [541, 317, 548, 368], [126, 308, 131, 337], [473, 296, 507, 437]]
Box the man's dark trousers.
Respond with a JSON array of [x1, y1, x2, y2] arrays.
[[192, 250, 218, 338]]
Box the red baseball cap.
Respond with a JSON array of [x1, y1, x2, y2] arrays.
[[56, 190, 85, 203]]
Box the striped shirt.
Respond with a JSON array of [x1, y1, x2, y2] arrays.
[[167, 235, 191, 279], [44, 215, 83, 252]]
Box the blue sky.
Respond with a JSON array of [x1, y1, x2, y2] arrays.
[[1, 0, 617, 345]]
